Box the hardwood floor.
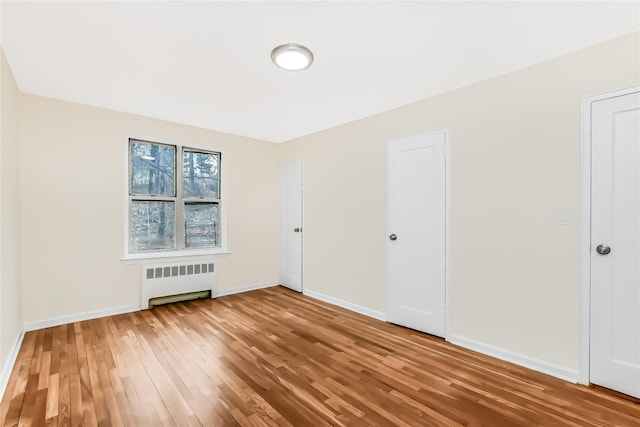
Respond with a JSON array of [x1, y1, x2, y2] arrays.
[[1, 286, 638, 426]]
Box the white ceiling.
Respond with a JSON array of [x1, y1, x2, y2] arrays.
[[2, 1, 638, 143]]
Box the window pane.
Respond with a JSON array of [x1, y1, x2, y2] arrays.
[[130, 140, 175, 196], [184, 202, 219, 248], [183, 150, 219, 199], [130, 200, 175, 251]]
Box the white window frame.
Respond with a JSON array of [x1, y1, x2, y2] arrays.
[[122, 136, 229, 264]]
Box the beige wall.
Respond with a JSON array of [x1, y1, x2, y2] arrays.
[[278, 33, 640, 372], [8, 31, 640, 378], [19, 95, 278, 323], [1, 49, 22, 369]]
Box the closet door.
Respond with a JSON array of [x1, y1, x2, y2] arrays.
[[388, 131, 446, 337], [278, 161, 303, 292]]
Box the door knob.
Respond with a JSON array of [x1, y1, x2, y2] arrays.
[[293, 227, 301, 233], [389, 234, 397, 241], [596, 244, 611, 255]]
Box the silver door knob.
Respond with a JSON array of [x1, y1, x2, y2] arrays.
[[389, 234, 397, 241], [596, 244, 611, 255], [293, 227, 301, 233]]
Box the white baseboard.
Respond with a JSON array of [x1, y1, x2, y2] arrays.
[[215, 281, 278, 298], [303, 289, 387, 322], [0, 329, 25, 402], [448, 334, 580, 384], [22, 281, 280, 332], [23, 304, 141, 332]]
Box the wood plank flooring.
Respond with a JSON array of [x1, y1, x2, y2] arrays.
[[1, 286, 638, 426]]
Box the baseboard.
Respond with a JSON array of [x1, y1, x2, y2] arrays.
[[22, 281, 280, 332], [0, 329, 25, 402], [303, 289, 387, 322], [23, 304, 141, 332], [448, 334, 580, 384], [215, 281, 278, 298]]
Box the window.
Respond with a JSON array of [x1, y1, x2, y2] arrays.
[[128, 138, 222, 254]]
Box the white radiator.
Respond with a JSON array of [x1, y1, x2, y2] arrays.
[[141, 261, 216, 309]]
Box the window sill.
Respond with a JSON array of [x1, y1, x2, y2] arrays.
[[121, 248, 230, 265]]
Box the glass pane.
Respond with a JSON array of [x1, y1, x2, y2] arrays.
[[184, 202, 219, 248], [130, 200, 175, 251], [183, 150, 219, 199], [130, 140, 175, 196]]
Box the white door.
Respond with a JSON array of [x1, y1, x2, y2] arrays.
[[590, 90, 640, 398], [278, 161, 303, 292], [388, 131, 446, 337]]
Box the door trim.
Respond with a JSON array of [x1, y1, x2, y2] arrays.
[[386, 129, 452, 340], [579, 84, 640, 385], [445, 130, 452, 341]]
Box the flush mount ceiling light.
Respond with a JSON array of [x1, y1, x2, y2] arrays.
[[271, 43, 314, 71]]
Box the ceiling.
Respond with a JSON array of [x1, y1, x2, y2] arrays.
[[1, 1, 638, 143]]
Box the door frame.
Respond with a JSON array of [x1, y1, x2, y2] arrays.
[[579, 84, 640, 385], [386, 129, 452, 340]]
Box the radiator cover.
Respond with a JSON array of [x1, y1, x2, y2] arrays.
[[141, 261, 216, 309]]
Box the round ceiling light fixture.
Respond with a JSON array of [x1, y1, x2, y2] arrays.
[[271, 43, 314, 71]]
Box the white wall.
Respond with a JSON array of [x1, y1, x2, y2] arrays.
[[1, 49, 22, 374], [18, 95, 278, 324], [278, 33, 640, 373]]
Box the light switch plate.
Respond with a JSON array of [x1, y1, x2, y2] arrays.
[[557, 209, 570, 225]]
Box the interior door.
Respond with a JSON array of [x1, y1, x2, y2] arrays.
[[388, 131, 446, 337], [278, 161, 303, 292], [590, 90, 640, 398]]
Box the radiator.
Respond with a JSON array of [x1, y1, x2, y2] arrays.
[[141, 261, 216, 309]]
